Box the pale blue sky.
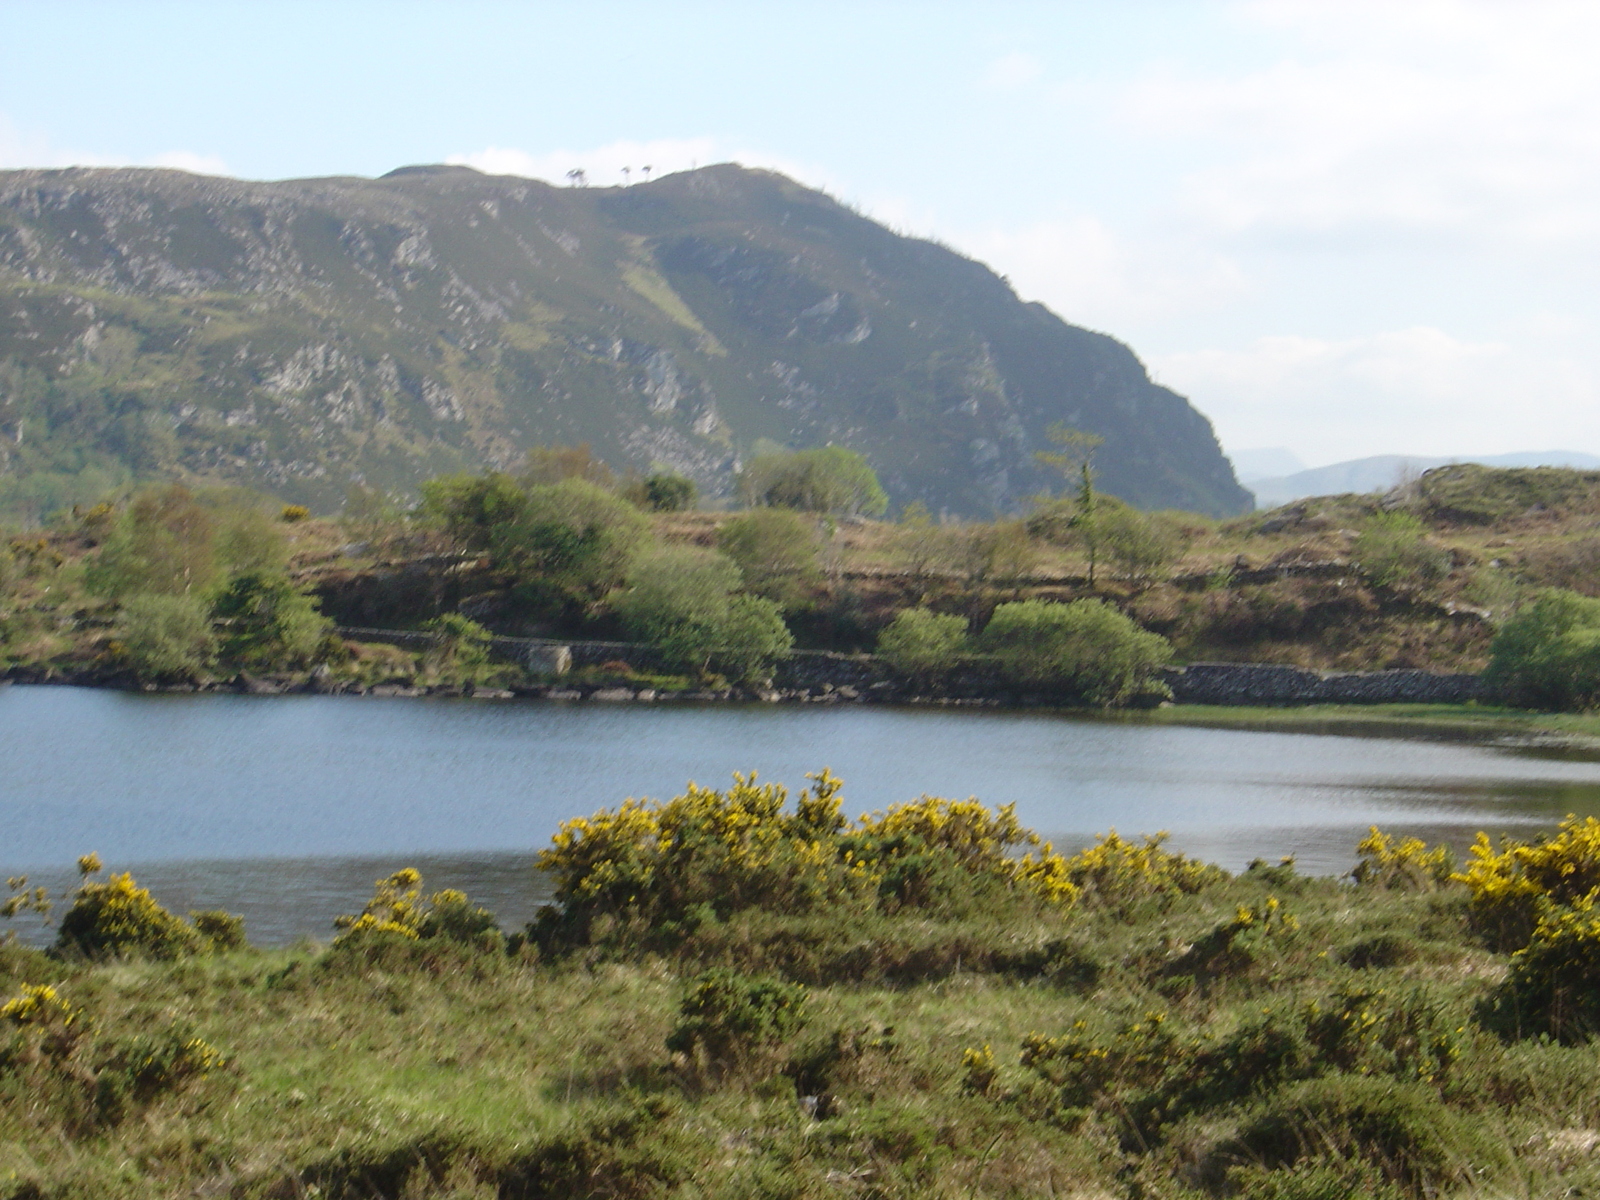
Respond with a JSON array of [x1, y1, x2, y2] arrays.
[[4, 1, 1598, 467]]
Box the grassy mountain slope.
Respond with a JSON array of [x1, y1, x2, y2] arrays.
[[0, 162, 1251, 520]]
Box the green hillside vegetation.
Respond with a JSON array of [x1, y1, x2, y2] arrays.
[[0, 162, 1250, 523], [9, 459, 1600, 708], [10, 778, 1600, 1197]]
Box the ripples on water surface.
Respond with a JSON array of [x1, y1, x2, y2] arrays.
[[6, 684, 1600, 944]]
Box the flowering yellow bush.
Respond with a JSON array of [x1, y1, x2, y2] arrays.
[[1502, 895, 1600, 1040], [333, 868, 500, 946], [1454, 815, 1600, 946], [536, 771, 1106, 946], [1353, 828, 1454, 891], [1057, 830, 1222, 907], [0, 983, 80, 1029], [57, 872, 205, 959]]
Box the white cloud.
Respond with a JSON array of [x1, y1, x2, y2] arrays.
[[1117, 2, 1600, 245], [981, 52, 1042, 91], [965, 217, 1247, 329], [148, 150, 231, 176], [1152, 327, 1600, 466], [0, 112, 230, 176]]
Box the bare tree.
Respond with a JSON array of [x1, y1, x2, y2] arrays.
[[565, 168, 588, 187]]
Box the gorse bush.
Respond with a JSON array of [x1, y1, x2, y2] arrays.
[[1056, 829, 1222, 907], [57, 871, 204, 960], [533, 772, 1094, 950], [1454, 814, 1600, 948], [1352, 827, 1455, 891], [1500, 897, 1600, 1041], [333, 868, 501, 950]]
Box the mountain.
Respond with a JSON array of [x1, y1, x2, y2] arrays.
[[1247, 451, 1600, 508], [0, 163, 1252, 521]]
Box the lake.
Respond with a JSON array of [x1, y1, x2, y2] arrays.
[[5, 684, 1600, 945]]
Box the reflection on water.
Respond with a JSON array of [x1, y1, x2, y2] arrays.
[[5, 684, 1600, 945]]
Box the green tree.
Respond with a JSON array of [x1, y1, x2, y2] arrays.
[[86, 485, 217, 598], [117, 592, 217, 679], [615, 546, 792, 680], [211, 572, 332, 671], [877, 608, 969, 681], [978, 598, 1171, 705], [634, 472, 697, 512], [420, 612, 495, 685], [494, 478, 653, 613], [1483, 589, 1600, 711], [716, 508, 821, 609], [418, 471, 528, 553], [1034, 425, 1105, 585], [738, 446, 888, 518]]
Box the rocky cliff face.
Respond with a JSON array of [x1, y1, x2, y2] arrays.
[[0, 162, 1251, 518]]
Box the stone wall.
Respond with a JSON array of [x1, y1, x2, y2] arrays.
[[1159, 662, 1484, 706], [336, 627, 1486, 707]]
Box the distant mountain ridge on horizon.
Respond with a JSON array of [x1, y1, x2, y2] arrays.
[[0, 160, 1251, 521], [1243, 450, 1600, 508]]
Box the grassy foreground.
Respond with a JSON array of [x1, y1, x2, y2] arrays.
[[8, 776, 1600, 1199]]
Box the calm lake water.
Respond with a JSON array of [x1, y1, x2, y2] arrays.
[[6, 684, 1600, 945]]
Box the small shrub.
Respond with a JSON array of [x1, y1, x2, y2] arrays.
[[1166, 896, 1299, 984], [211, 571, 332, 671], [333, 868, 502, 950], [1098, 503, 1188, 585], [959, 1043, 998, 1096], [876, 608, 967, 680], [117, 592, 217, 679], [92, 1026, 228, 1123], [279, 504, 311, 523], [1352, 828, 1454, 890], [190, 909, 247, 952], [666, 969, 808, 1073], [1483, 588, 1600, 710], [1220, 1074, 1497, 1198], [738, 446, 888, 517], [421, 612, 494, 685], [615, 545, 793, 681], [1354, 511, 1450, 590], [977, 598, 1171, 705]]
